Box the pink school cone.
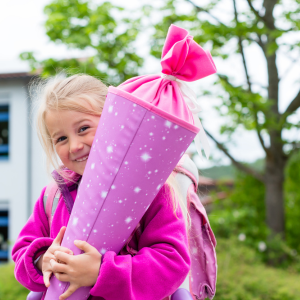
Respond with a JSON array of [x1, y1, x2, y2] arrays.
[[44, 24, 217, 300]]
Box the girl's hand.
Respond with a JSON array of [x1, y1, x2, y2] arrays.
[[38, 226, 73, 287], [50, 240, 102, 300]]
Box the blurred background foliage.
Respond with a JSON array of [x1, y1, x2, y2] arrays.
[[209, 152, 300, 268], [284, 151, 300, 254], [20, 1, 144, 84]]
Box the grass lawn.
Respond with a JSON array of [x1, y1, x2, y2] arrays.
[[1, 238, 300, 299], [0, 263, 29, 300], [215, 239, 300, 300]]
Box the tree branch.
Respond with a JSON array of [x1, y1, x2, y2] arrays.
[[245, 35, 267, 54], [233, 0, 252, 91], [284, 89, 300, 116], [187, 0, 267, 53], [185, 0, 226, 26], [252, 81, 268, 89], [279, 56, 300, 81], [253, 110, 269, 154], [246, 0, 263, 20], [256, 34, 266, 53], [263, 0, 277, 30], [205, 130, 265, 182], [247, 0, 276, 30], [219, 74, 269, 153]]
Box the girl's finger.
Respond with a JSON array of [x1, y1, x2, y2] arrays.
[[56, 246, 73, 255], [54, 272, 69, 282], [49, 259, 69, 274], [59, 283, 79, 300], [43, 270, 52, 288], [74, 240, 93, 253], [44, 253, 55, 262], [53, 226, 67, 246], [54, 251, 73, 265]]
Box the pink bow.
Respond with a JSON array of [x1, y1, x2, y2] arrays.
[[161, 24, 216, 82], [118, 24, 217, 158]]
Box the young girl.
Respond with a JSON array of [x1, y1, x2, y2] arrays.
[[12, 74, 191, 300]]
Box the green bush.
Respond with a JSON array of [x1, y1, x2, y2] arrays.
[[209, 157, 300, 268], [284, 151, 300, 253], [209, 172, 268, 251]]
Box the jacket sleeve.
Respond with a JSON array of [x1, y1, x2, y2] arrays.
[[90, 184, 191, 300], [11, 187, 54, 292]]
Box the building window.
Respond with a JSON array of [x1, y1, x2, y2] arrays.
[[0, 209, 8, 262], [0, 105, 9, 160]]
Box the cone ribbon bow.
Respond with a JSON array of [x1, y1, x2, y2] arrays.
[[161, 25, 217, 158]]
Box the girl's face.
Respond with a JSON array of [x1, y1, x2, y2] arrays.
[[46, 108, 100, 175]]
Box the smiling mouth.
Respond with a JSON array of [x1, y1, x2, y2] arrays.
[[74, 155, 89, 162]]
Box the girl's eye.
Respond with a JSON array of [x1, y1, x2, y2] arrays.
[[56, 136, 67, 143], [79, 126, 89, 133]]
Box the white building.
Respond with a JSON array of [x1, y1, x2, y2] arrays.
[[0, 72, 49, 262]]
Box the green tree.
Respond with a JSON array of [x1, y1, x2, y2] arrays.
[[21, 0, 300, 238], [147, 0, 300, 238], [21, 0, 143, 85]]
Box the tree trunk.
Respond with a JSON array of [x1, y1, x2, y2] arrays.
[[263, 0, 286, 237], [264, 49, 285, 237], [264, 49, 286, 237], [265, 154, 286, 238]]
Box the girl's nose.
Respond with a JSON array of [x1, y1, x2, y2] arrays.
[[69, 138, 84, 153]]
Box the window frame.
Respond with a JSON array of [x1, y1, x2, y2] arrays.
[[0, 104, 9, 160], [0, 207, 9, 262]]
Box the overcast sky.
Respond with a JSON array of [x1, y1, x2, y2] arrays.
[[0, 0, 299, 169]]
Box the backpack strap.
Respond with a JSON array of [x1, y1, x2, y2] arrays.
[[43, 181, 61, 230], [173, 154, 217, 300], [43, 169, 81, 230], [174, 154, 199, 192]]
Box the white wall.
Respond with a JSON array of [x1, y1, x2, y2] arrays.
[[0, 79, 50, 260], [0, 81, 28, 258]]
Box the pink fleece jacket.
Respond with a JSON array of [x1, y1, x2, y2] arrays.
[[12, 183, 190, 300]]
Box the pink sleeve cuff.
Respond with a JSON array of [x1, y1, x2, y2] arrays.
[[24, 237, 53, 284], [90, 251, 122, 297]]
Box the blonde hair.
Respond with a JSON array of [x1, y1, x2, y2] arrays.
[[32, 73, 189, 227], [165, 174, 191, 228]]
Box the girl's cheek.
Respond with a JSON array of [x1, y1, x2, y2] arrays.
[[56, 146, 67, 162], [88, 134, 96, 146]]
